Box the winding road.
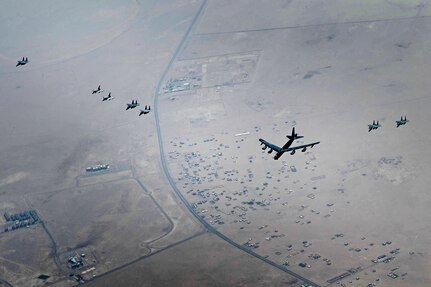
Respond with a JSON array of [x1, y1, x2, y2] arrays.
[[152, 0, 321, 286]]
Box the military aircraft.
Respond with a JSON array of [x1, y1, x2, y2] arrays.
[[16, 57, 29, 67], [396, 116, 409, 128], [126, 100, 140, 110], [368, 120, 381, 132], [92, 85, 103, 94], [102, 92, 114, 101], [259, 127, 320, 160], [139, 105, 151, 116]]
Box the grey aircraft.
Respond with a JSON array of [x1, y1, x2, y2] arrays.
[[139, 105, 151, 116], [396, 116, 409, 128], [259, 127, 320, 160], [92, 85, 103, 94], [126, 100, 140, 110], [16, 57, 29, 67], [102, 92, 114, 101], [368, 120, 381, 132]]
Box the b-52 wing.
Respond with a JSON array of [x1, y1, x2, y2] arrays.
[[281, 142, 320, 153], [259, 139, 319, 153], [258, 139, 283, 153]]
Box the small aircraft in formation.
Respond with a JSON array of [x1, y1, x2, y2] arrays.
[[139, 105, 151, 116], [16, 57, 29, 67], [368, 120, 381, 132], [259, 127, 320, 160], [126, 100, 140, 110], [92, 85, 103, 94], [91, 85, 149, 116], [102, 92, 114, 101], [368, 116, 409, 131], [396, 116, 409, 128]]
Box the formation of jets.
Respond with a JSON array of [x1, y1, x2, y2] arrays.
[[260, 115, 409, 160], [16, 57, 29, 67], [368, 116, 409, 132], [86, 77, 408, 160], [91, 85, 150, 116], [259, 128, 320, 160], [90, 84, 409, 160], [15, 55, 152, 116], [16, 57, 410, 163], [126, 100, 151, 116]]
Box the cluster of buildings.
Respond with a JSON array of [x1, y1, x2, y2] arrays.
[[3, 210, 39, 232], [67, 252, 88, 269], [62, 248, 97, 283], [167, 134, 407, 286], [85, 164, 109, 172], [169, 136, 330, 262], [163, 75, 202, 93], [373, 253, 395, 264]]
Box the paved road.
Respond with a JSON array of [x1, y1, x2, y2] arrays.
[[152, 0, 321, 286], [80, 232, 205, 286], [24, 197, 69, 277]]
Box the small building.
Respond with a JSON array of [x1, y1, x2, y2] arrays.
[[68, 256, 83, 269], [375, 254, 387, 263]]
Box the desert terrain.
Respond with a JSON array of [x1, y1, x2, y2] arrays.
[[1, 1, 431, 286]]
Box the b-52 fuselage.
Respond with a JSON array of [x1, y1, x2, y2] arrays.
[[139, 105, 151, 116], [126, 100, 139, 110], [396, 116, 409, 128], [368, 120, 381, 132], [16, 57, 29, 67], [259, 127, 320, 160]]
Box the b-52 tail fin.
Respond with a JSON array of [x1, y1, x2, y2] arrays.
[[286, 127, 304, 140]]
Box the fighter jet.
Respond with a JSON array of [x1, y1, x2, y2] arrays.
[[368, 120, 381, 132], [16, 57, 29, 67], [259, 127, 320, 160], [139, 105, 151, 116], [102, 92, 114, 101], [92, 85, 103, 94], [126, 100, 140, 110], [396, 116, 409, 128]]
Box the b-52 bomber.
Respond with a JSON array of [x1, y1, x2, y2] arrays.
[[126, 100, 140, 110], [16, 57, 29, 67], [396, 116, 409, 128], [102, 92, 114, 101], [92, 85, 103, 94], [139, 105, 151, 116], [368, 120, 381, 132], [259, 127, 320, 160]]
